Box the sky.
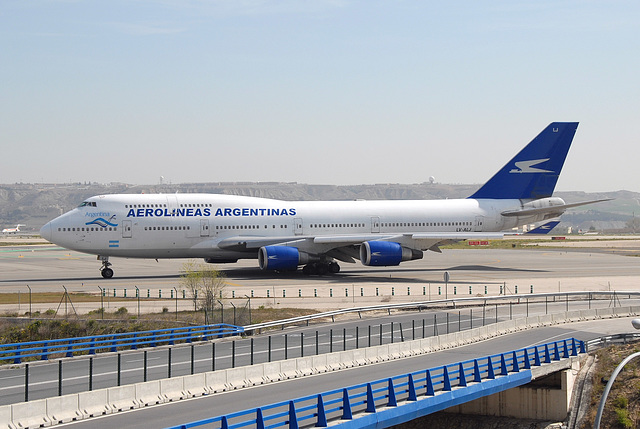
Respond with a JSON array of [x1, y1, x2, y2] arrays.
[[2, 1, 639, 192]]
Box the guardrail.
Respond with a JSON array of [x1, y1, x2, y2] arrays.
[[166, 338, 585, 429], [0, 323, 243, 364], [243, 290, 640, 334], [585, 332, 640, 351]]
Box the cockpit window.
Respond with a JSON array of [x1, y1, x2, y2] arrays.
[[78, 201, 97, 207]]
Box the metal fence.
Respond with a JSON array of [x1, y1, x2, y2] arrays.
[[0, 323, 243, 364], [585, 332, 640, 351], [243, 290, 638, 334]]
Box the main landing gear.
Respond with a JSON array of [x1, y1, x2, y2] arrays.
[[302, 262, 340, 276], [99, 256, 114, 279]]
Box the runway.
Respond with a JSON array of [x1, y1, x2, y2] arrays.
[[1, 238, 640, 311], [2, 239, 640, 427]]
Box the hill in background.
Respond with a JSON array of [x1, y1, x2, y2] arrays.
[[1, 182, 638, 234]]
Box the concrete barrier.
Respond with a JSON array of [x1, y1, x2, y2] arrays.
[[135, 380, 162, 406], [77, 390, 109, 417], [11, 398, 49, 429], [597, 307, 614, 318], [539, 314, 553, 325], [182, 374, 207, 398], [311, 355, 327, 373], [0, 405, 11, 428], [364, 346, 382, 364], [205, 371, 228, 393], [325, 351, 343, 371], [225, 367, 248, 388], [160, 378, 185, 402], [46, 395, 82, 424], [352, 348, 367, 366], [107, 385, 138, 412], [261, 361, 283, 382], [279, 359, 298, 379], [244, 364, 267, 385], [296, 356, 315, 375]]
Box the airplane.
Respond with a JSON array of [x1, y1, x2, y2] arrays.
[[40, 122, 609, 279], [2, 224, 25, 234]]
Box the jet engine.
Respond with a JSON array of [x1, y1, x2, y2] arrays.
[[258, 246, 311, 271], [359, 241, 423, 266]]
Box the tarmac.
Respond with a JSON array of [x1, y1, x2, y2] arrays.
[[1, 235, 640, 314]]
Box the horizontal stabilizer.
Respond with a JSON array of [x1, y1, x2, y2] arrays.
[[501, 198, 612, 218]]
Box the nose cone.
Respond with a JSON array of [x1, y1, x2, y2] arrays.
[[40, 222, 52, 242]]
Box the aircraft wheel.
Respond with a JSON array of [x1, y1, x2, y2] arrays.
[[302, 265, 312, 275], [101, 268, 114, 279], [330, 262, 340, 273], [316, 264, 328, 276]]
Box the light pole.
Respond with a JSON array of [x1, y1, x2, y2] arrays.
[[135, 286, 140, 319], [173, 287, 178, 321], [444, 271, 450, 300], [229, 301, 236, 325], [97, 286, 104, 319], [244, 295, 252, 325], [217, 300, 224, 324], [594, 319, 640, 428], [26, 285, 32, 318], [62, 285, 68, 319]]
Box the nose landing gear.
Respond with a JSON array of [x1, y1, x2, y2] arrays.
[[99, 256, 114, 279]]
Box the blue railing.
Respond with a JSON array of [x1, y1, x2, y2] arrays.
[[0, 323, 243, 363], [166, 338, 585, 429]]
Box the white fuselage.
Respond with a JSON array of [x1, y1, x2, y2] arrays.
[[40, 193, 559, 261]]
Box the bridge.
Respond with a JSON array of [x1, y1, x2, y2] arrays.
[[166, 339, 584, 429], [1, 298, 638, 428]]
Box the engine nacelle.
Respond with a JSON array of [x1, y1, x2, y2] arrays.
[[359, 241, 423, 266], [258, 246, 311, 271]]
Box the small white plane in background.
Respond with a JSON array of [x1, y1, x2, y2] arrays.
[[2, 224, 25, 234], [40, 122, 609, 278]]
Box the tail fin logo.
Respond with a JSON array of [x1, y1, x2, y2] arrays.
[[510, 158, 553, 174]]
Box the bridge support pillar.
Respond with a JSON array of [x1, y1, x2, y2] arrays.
[[445, 359, 581, 421]]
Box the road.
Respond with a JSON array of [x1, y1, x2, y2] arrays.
[[1, 295, 636, 406], [56, 317, 637, 429]]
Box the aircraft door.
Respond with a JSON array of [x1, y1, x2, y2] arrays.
[[122, 220, 132, 238], [473, 216, 484, 232], [166, 195, 178, 215], [294, 218, 303, 235], [200, 219, 210, 237], [371, 216, 380, 233]]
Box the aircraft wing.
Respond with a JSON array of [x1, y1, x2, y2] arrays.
[[216, 234, 400, 251], [216, 236, 308, 251], [216, 232, 505, 255]]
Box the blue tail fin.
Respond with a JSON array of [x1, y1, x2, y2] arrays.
[[469, 122, 578, 200]]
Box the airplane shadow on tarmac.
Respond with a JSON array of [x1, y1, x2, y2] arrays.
[[2, 265, 547, 285], [0, 274, 184, 284], [219, 264, 548, 285]]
